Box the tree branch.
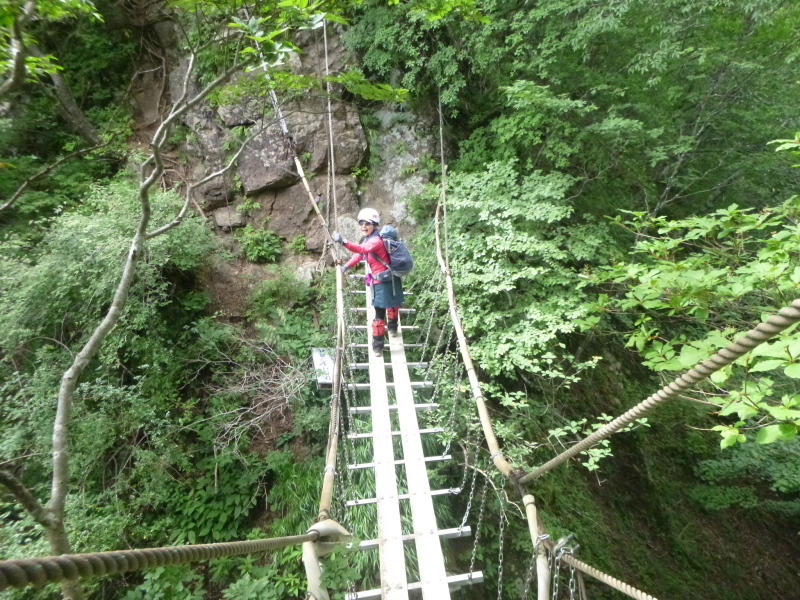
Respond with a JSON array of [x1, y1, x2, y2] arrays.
[[0, 0, 36, 102], [145, 119, 270, 239], [0, 469, 54, 530], [46, 43, 251, 531], [0, 141, 110, 211]]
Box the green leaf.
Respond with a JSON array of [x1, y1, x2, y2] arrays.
[[784, 363, 800, 378], [756, 424, 785, 444], [710, 366, 731, 384], [749, 359, 786, 373]]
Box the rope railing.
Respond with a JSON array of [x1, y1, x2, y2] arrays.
[[0, 533, 319, 591], [560, 553, 658, 600], [519, 297, 800, 483]]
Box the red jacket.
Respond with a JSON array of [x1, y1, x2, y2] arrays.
[[344, 233, 390, 274]]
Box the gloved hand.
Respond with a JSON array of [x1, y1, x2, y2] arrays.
[[341, 265, 349, 274], [332, 232, 346, 244]]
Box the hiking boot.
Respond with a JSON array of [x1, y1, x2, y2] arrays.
[[371, 319, 386, 357], [387, 318, 399, 336]]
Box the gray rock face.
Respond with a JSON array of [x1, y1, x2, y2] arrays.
[[161, 28, 430, 248], [199, 179, 233, 212], [362, 109, 435, 230], [213, 205, 246, 230], [248, 175, 360, 251], [235, 95, 367, 195]]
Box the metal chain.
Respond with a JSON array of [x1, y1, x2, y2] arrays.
[[569, 559, 577, 600], [458, 423, 475, 495], [496, 479, 507, 600], [522, 535, 550, 600], [458, 434, 480, 530], [425, 318, 454, 378], [419, 275, 446, 364], [468, 462, 491, 577], [442, 361, 465, 456], [552, 549, 563, 600]]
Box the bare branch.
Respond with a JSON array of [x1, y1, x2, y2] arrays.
[[27, 43, 101, 145], [145, 118, 273, 239], [47, 47, 252, 532]]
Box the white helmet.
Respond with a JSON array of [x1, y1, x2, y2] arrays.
[[357, 208, 380, 224]]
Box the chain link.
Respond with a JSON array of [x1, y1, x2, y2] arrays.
[[459, 435, 480, 530], [496, 479, 507, 600], [426, 319, 454, 379], [522, 534, 550, 600], [419, 274, 446, 365], [568, 559, 577, 600], [468, 461, 491, 577], [442, 361, 465, 457], [552, 549, 562, 600], [457, 420, 475, 495]]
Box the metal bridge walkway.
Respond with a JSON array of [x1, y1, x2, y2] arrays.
[[345, 290, 482, 600]]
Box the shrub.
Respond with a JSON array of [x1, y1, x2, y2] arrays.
[[237, 225, 282, 263]]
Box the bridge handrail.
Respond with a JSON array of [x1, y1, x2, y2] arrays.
[[0, 533, 319, 591]]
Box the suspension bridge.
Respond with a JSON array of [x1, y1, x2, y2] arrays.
[[3, 186, 800, 599], [3, 21, 800, 600]]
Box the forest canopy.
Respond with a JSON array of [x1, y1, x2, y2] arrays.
[[1, 0, 800, 598]]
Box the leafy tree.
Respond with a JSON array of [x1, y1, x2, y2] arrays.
[[418, 160, 607, 387], [347, 0, 800, 218], [587, 198, 800, 447]]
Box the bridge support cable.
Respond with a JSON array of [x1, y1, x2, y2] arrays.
[[522, 495, 550, 599], [0, 532, 324, 591], [559, 554, 658, 600], [432, 199, 661, 600], [304, 267, 353, 600], [519, 297, 800, 483]]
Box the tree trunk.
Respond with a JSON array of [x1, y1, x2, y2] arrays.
[[29, 44, 101, 145]]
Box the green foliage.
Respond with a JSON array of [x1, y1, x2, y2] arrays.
[[170, 453, 264, 545], [288, 233, 308, 253], [122, 566, 204, 600], [236, 224, 283, 263], [347, 0, 800, 218], [328, 67, 408, 102], [220, 557, 303, 600], [248, 267, 313, 317], [588, 199, 800, 446], [0, 0, 103, 82], [0, 176, 215, 351], [427, 160, 607, 384], [690, 436, 800, 514], [257, 308, 325, 356], [320, 552, 361, 600], [548, 415, 649, 471]]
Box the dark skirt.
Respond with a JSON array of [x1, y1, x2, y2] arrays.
[[372, 277, 404, 308]]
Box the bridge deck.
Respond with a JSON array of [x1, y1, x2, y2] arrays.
[[346, 285, 480, 600]]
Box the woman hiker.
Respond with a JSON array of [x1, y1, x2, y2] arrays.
[[332, 208, 403, 357]]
